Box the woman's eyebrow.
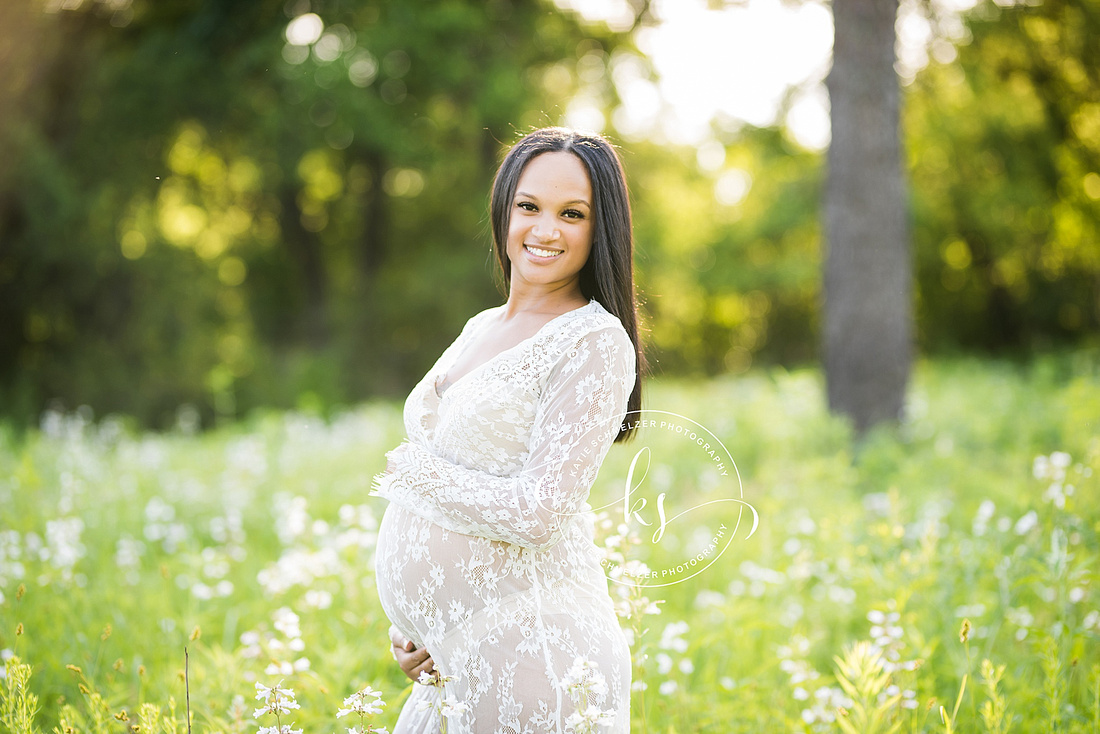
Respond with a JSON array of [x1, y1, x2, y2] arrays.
[[515, 190, 591, 207]]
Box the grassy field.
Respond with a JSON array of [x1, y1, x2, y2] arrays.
[[1, 351, 1098, 733]]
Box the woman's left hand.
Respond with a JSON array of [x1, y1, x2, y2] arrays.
[[389, 625, 435, 683]]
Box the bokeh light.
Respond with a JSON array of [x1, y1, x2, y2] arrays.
[[285, 13, 324, 47]]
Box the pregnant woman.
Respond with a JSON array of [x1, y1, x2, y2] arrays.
[[371, 127, 646, 733]]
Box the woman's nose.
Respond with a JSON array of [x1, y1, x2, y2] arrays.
[[532, 221, 560, 242]]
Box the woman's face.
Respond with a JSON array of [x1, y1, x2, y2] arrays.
[[506, 151, 594, 297]]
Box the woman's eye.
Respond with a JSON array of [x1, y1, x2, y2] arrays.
[[517, 201, 537, 212], [563, 209, 586, 220]]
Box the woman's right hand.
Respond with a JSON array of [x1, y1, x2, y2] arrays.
[[389, 625, 435, 682]]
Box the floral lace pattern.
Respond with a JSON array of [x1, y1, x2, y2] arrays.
[[372, 298, 635, 733]]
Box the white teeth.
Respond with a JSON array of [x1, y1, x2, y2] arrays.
[[525, 245, 562, 258]]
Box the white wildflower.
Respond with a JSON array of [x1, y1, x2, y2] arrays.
[[1032, 455, 1050, 480], [1043, 482, 1066, 508], [337, 685, 386, 718], [1014, 511, 1038, 535], [565, 706, 616, 732], [272, 607, 301, 639], [253, 680, 300, 718], [305, 589, 333, 609], [439, 695, 469, 718], [658, 621, 689, 653], [257, 726, 302, 734], [972, 499, 995, 536]]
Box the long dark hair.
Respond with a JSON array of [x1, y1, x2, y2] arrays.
[[489, 127, 646, 443]]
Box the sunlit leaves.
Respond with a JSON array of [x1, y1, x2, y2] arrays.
[[154, 124, 267, 261], [297, 150, 343, 203], [1, 0, 605, 425], [906, 0, 1100, 350], [625, 126, 821, 373]]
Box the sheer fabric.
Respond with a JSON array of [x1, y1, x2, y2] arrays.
[[372, 298, 635, 733]]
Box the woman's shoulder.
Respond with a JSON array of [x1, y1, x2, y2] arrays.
[[564, 298, 630, 341], [537, 301, 634, 388], [458, 302, 506, 336], [546, 299, 634, 371]]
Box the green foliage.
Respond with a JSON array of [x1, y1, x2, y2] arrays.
[[627, 127, 823, 376], [3, 0, 1100, 438], [1, 656, 42, 734], [906, 0, 1100, 354], [0, 0, 632, 428], [978, 658, 1009, 734], [832, 641, 903, 734], [0, 353, 1098, 731]]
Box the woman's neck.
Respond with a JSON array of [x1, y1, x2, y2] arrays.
[[501, 283, 588, 320]]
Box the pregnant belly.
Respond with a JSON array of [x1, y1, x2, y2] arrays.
[[375, 502, 535, 648]]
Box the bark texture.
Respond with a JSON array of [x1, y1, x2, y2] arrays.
[[824, 0, 912, 435]]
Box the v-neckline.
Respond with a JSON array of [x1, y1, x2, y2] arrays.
[[434, 299, 595, 399]]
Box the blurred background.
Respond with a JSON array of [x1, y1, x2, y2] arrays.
[[1, 0, 1097, 430]]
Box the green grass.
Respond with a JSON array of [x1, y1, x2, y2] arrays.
[[1, 352, 1098, 733]]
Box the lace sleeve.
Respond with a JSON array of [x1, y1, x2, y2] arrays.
[[372, 325, 636, 551]]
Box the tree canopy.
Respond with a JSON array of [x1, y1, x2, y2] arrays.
[[1, 0, 1096, 429]]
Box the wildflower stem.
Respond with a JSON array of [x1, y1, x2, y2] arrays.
[[435, 680, 447, 734], [1091, 663, 1100, 734], [91, 634, 105, 683], [626, 582, 649, 734], [184, 647, 191, 734], [953, 618, 973, 727], [950, 674, 967, 724]]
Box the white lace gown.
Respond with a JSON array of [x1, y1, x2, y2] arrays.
[[372, 298, 635, 733]]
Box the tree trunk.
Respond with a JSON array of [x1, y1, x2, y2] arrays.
[[823, 0, 912, 436], [359, 149, 389, 280], [279, 188, 329, 348]]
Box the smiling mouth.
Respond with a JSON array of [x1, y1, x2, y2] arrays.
[[524, 245, 563, 258]]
